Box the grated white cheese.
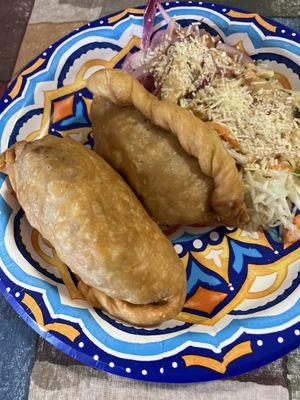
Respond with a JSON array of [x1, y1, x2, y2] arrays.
[[183, 77, 299, 170], [138, 27, 300, 234], [140, 34, 242, 99]]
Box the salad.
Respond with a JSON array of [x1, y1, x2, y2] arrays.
[[123, 0, 300, 241]]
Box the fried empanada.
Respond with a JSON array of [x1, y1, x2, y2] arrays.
[[88, 69, 249, 227], [91, 96, 215, 225], [0, 136, 186, 326]]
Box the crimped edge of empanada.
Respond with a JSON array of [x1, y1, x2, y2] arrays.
[[88, 69, 249, 227], [77, 278, 186, 326]]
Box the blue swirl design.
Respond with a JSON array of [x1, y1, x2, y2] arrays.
[[0, 1, 299, 383]]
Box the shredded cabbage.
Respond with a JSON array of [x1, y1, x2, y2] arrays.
[[244, 170, 300, 239]]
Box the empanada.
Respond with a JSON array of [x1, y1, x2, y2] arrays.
[[88, 69, 249, 227], [0, 136, 186, 326], [91, 96, 215, 225]]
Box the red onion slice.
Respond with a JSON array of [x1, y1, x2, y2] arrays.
[[216, 42, 253, 64]]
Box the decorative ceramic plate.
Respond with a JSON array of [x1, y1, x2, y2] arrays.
[[0, 1, 299, 384]]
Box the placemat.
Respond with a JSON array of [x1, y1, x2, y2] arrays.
[[0, 1, 299, 399]]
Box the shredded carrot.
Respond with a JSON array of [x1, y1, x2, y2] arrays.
[[269, 164, 293, 172], [208, 121, 241, 150], [283, 215, 300, 243], [283, 230, 288, 243], [294, 214, 300, 229]]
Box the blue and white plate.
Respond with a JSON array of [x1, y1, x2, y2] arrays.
[[0, 1, 299, 383]]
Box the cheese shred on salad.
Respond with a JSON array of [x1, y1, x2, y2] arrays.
[[123, 0, 300, 240]]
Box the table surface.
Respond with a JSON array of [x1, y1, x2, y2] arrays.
[[0, 1, 299, 399]]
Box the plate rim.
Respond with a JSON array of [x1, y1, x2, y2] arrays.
[[0, 1, 299, 384]]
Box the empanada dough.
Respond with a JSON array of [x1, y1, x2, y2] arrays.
[[0, 136, 186, 326], [88, 69, 249, 227], [92, 96, 215, 225]]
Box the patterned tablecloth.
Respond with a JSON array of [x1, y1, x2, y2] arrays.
[[0, 1, 299, 399]]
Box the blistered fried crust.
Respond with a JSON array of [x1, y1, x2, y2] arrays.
[[91, 97, 215, 225], [0, 141, 27, 190], [77, 279, 186, 326], [87, 69, 249, 226], [0, 136, 186, 326]]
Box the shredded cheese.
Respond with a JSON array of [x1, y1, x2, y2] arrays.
[[138, 27, 300, 234], [140, 34, 242, 99], [183, 77, 299, 170], [140, 32, 299, 172]]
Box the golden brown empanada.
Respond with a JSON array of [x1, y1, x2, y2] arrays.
[[88, 69, 249, 227], [91, 96, 215, 225], [0, 136, 186, 326]]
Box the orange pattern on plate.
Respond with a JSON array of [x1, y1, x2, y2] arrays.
[[22, 293, 80, 341], [108, 8, 145, 24], [53, 95, 74, 123], [227, 10, 277, 32], [182, 341, 252, 374], [184, 287, 227, 313]]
